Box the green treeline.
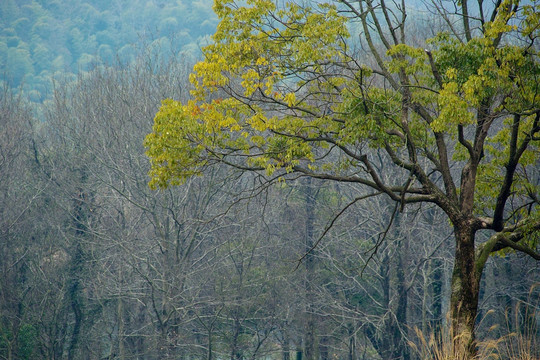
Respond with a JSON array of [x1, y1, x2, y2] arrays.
[[0, 0, 216, 102]]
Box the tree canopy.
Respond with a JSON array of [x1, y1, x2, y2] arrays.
[[0, 0, 217, 102], [145, 0, 540, 354]]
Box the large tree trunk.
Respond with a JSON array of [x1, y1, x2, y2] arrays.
[[449, 223, 481, 356]]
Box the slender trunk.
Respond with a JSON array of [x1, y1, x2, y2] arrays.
[[157, 328, 168, 359], [422, 265, 429, 335], [207, 329, 213, 360], [348, 324, 356, 360], [67, 247, 83, 360], [450, 223, 480, 356], [503, 262, 513, 332], [282, 333, 290, 360], [303, 178, 318, 360], [68, 184, 88, 360], [230, 317, 242, 360], [7, 343, 12, 360], [117, 268, 125, 360], [365, 254, 398, 360], [394, 238, 409, 360], [431, 258, 443, 333], [319, 336, 329, 360]]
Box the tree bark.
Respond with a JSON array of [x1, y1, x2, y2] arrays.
[[68, 186, 87, 360], [449, 223, 480, 356], [431, 258, 443, 332], [394, 237, 409, 360], [230, 317, 242, 360], [207, 329, 213, 360], [282, 333, 290, 360], [347, 324, 356, 360]]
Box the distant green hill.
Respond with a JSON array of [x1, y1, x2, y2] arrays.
[[0, 0, 216, 102]]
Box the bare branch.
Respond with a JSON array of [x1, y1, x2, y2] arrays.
[[296, 191, 383, 268]]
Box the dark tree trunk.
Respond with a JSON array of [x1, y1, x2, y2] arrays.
[[282, 334, 290, 360], [319, 336, 329, 360], [207, 330, 213, 360], [347, 324, 357, 360], [430, 258, 443, 333], [230, 317, 242, 360], [449, 223, 481, 355], [67, 251, 83, 360], [68, 187, 87, 360], [394, 237, 409, 360]]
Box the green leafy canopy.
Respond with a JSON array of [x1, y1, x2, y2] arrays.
[[145, 0, 539, 245]]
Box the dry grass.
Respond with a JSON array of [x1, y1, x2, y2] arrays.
[[409, 322, 500, 360], [409, 285, 539, 360], [498, 285, 539, 360]]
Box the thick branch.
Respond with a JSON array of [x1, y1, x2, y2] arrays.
[[462, 0, 472, 42], [495, 237, 540, 260], [493, 112, 540, 231], [379, 0, 400, 46], [433, 131, 459, 204], [366, 0, 394, 49], [292, 165, 435, 204], [425, 49, 443, 88], [458, 125, 474, 158], [476, 218, 540, 276]]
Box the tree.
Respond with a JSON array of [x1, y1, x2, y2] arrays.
[[145, 0, 540, 356], [37, 53, 199, 359], [0, 85, 37, 360]]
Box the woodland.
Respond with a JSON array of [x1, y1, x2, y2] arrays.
[[1, 1, 539, 360], [0, 0, 217, 102]]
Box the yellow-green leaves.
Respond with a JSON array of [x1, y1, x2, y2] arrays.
[[477, 113, 540, 210], [144, 99, 206, 189], [193, 0, 349, 104], [145, 1, 353, 187], [145, 0, 539, 206], [432, 79, 474, 133], [521, 3, 540, 38], [341, 87, 401, 148], [387, 44, 428, 76]]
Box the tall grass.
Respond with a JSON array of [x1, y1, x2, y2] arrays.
[[498, 284, 539, 360], [409, 321, 500, 360], [409, 285, 539, 360]]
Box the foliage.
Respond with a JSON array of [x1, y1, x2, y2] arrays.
[[145, 0, 540, 354], [0, 0, 218, 102], [0, 1, 539, 359], [146, 0, 539, 228]]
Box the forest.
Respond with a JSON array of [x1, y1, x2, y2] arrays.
[[0, 0, 217, 102], [1, 0, 539, 360]]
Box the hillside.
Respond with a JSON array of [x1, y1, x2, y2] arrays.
[[0, 0, 216, 102]]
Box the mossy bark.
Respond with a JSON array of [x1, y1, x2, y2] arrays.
[[449, 223, 481, 357]]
